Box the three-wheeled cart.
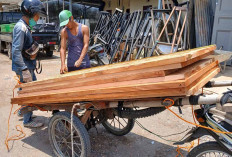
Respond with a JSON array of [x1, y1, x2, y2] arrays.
[[19, 79, 232, 157]]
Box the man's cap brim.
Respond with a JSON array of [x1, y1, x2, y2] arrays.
[[60, 19, 69, 27]]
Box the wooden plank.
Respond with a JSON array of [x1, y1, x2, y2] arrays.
[[181, 50, 214, 67], [12, 88, 186, 105], [18, 59, 214, 95], [185, 61, 218, 86], [16, 62, 182, 89], [165, 59, 214, 81], [13, 63, 219, 105], [17, 78, 185, 98], [18, 67, 165, 94], [12, 64, 219, 105], [16, 45, 216, 88], [12, 46, 218, 105], [18, 59, 212, 94], [187, 67, 220, 95]]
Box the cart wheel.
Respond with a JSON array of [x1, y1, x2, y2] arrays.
[[102, 113, 135, 136], [48, 111, 91, 157]]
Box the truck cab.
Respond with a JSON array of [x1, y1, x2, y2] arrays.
[[0, 11, 60, 59]]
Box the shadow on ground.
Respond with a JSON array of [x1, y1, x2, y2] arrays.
[[21, 118, 187, 157]]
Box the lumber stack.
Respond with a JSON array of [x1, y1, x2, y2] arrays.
[[11, 45, 220, 105]]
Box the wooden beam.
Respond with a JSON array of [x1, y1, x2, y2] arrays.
[[12, 88, 186, 105], [17, 51, 214, 94], [16, 45, 216, 88], [11, 46, 219, 105], [18, 67, 165, 94], [187, 67, 220, 95], [12, 64, 219, 105], [185, 61, 218, 86], [18, 59, 215, 96]]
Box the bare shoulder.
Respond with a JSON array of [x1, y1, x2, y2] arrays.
[[81, 25, 89, 33], [81, 24, 89, 29], [60, 27, 68, 38]]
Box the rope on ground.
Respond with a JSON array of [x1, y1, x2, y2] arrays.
[[176, 141, 194, 157], [5, 103, 26, 151], [5, 75, 26, 151]]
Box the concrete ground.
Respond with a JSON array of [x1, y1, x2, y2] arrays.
[[0, 51, 231, 157]]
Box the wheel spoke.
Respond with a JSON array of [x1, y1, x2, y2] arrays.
[[67, 144, 80, 157], [56, 121, 65, 135], [64, 120, 70, 134], [65, 133, 71, 140], [55, 128, 62, 134], [196, 149, 230, 157], [75, 143, 82, 152], [55, 137, 64, 144], [59, 120, 68, 135], [115, 116, 125, 128], [60, 143, 66, 154], [56, 140, 64, 144], [73, 135, 80, 139], [51, 113, 89, 157], [118, 117, 120, 129], [110, 119, 114, 125], [122, 118, 128, 124], [55, 134, 62, 140], [67, 141, 81, 146], [73, 136, 81, 144], [60, 121, 69, 135]]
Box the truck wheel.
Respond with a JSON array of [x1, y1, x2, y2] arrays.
[[7, 43, 12, 59], [48, 111, 91, 157], [45, 47, 53, 57]]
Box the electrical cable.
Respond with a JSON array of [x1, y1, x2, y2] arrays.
[[135, 120, 190, 143]]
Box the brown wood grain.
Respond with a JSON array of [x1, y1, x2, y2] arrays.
[[187, 67, 220, 95], [16, 45, 216, 89], [18, 59, 214, 96], [12, 62, 219, 105], [11, 46, 218, 105], [12, 88, 185, 105], [18, 67, 165, 94]]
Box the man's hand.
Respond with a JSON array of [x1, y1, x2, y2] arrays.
[[60, 65, 68, 74], [22, 69, 32, 83], [74, 59, 82, 68]]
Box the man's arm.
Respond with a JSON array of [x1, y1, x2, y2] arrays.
[[74, 25, 89, 68], [60, 28, 68, 74], [12, 24, 27, 71]]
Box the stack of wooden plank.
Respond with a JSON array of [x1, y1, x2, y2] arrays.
[[11, 45, 220, 105]]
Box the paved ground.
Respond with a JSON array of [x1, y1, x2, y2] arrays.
[[0, 51, 231, 157]]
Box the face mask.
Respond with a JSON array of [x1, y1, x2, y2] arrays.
[[29, 18, 37, 27]]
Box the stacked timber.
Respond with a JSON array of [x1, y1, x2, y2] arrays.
[[12, 45, 220, 105]]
